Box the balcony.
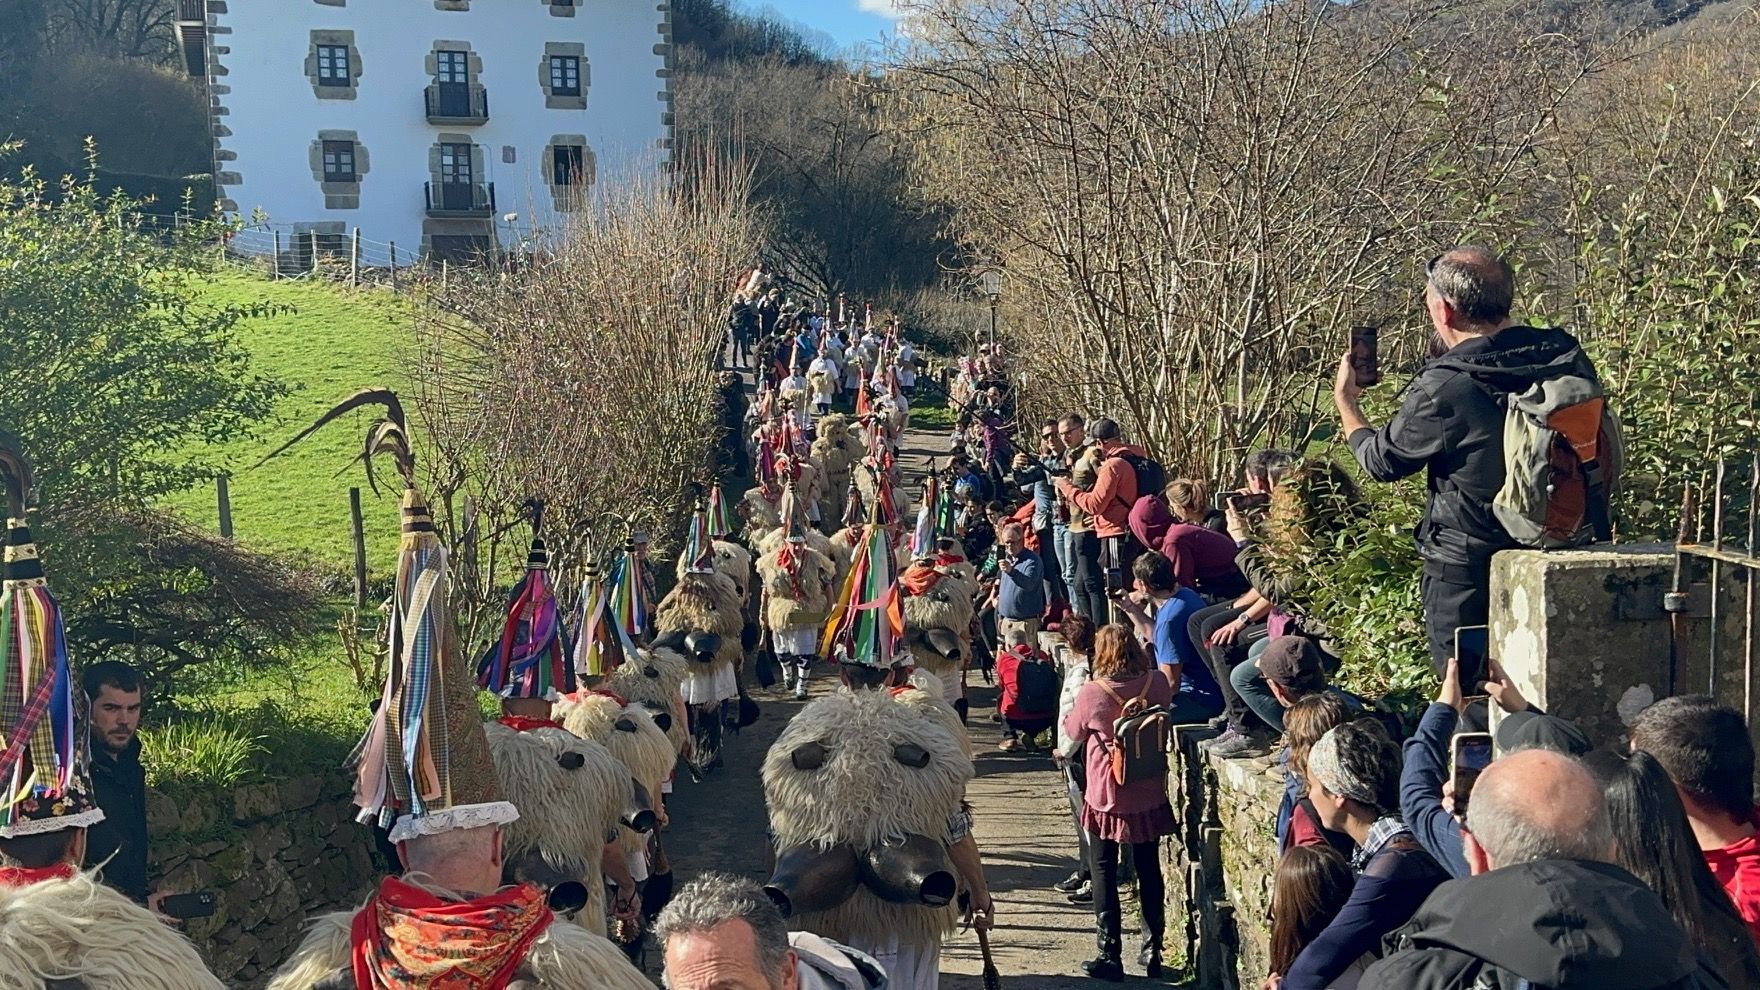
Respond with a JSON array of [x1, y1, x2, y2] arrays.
[[425, 84, 489, 126], [176, 0, 203, 21], [425, 181, 495, 218]]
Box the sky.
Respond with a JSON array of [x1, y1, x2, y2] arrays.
[[742, 0, 904, 53]]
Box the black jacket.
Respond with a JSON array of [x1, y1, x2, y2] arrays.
[[1362, 859, 1731, 990], [85, 736, 150, 903], [1348, 327, 1598, 569]]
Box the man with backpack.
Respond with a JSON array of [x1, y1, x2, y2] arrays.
[[1335, 246, 1616, 673], [996, 628, 1061, 752], [1054, 417, 1151, 623]]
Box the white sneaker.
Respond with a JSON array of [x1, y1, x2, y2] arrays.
[[794, 680, 809, 700]]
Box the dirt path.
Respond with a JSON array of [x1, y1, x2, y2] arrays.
[[662, 364, 1167, 987]]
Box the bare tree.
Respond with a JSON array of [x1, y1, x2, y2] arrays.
[[46, 0, 177, 64]]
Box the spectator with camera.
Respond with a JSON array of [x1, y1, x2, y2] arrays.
[[1053, 417, 1143, 624], [1335, 246, 1608, 674]]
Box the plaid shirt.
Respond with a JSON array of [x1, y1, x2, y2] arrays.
[[1352, 815, 1411, 873]]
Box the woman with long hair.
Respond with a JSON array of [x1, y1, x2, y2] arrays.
[[1062, 624, 1176, 981], [1267, 846, 1363, 989], [1585, 750, 1760, 985], [1281, 693, 1356, 855]]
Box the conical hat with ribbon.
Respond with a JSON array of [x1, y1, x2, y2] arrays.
[[257, 391, 515, 844], [779, 480, 808, 545], [0, 436, 103, 839], [476, 505, 575, 701], [682, 499, 716, 575]]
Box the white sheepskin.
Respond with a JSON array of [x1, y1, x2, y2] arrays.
[[756, 544, 837, 635], [655, 570, 746, 673], [483, 721, 626, 937], [893, 671, 973, 759], [762, 689, 973, 951], [0, 873, 225, 990], [811, 416, 864, 526], [902, 576, 977, 683], [556, 694, 675, 860], [268, 898, 651, 990], [740, 489, 782, 534], [605, 645, 690, 755]]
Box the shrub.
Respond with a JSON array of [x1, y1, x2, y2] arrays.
[[140, 719, 264, 792]]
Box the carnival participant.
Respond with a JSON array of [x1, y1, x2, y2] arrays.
[[0, 437, 225, 990], [260, 393, 649, 990]]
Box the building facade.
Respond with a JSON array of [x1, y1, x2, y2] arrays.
[[185, 0, 672, 264]]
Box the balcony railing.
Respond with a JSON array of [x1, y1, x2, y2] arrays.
[[176, 0, 203, 22], [425, 181, 495, 218], [424, 84, 489, 125]]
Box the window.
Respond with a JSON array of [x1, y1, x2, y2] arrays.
[[548, 55, 580, 97], [322, 140, 357, 183], [552, 145, 584, 186], [316, 44, 350, 86], [436, 50, 469, 85]]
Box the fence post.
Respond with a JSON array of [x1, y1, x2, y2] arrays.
[[216, 474, 234, 539], [310, 230, 320, 274], [349, 486, 368, 609], [441, 258, 449, 291], [389, 241, 399, 292], [272, 230, 281, 278], [350, 227, 360, 286]]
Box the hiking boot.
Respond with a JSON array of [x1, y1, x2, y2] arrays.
[[1066, 881, 1093, 904], [1198, 726, 1240, 752], [1205, 714, 1230, 731], [1053, 871, 1087, 893], [1138, 940, 1163, 979], [1209, 730, 1271, 760]]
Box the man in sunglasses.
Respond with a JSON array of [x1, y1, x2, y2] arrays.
[[1333, 246, 1603, 675]]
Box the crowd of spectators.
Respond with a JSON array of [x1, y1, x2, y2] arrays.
[[930, 246, 1760, 987]]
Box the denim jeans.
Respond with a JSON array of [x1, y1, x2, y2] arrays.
[[1231, 638, 1285, 733], [1054, 523, 1077, 608]]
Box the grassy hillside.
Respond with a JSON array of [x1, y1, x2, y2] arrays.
[[164, 270, 413, 578]]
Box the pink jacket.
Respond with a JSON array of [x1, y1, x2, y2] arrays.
[[1055, 443, 1142, 539]]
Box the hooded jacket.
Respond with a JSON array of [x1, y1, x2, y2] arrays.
[[1348, 327, 1599, 569], [1055, 443, 1143, 539], [1361, 859, 1732, 990]]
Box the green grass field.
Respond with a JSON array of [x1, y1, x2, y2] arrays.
[[163, 270, 413, 579]]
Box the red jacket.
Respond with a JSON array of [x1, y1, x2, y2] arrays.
[[996, 648, 1056, 720], [1705, 807, 1760, 945], [1055, 444, 1142, 539]]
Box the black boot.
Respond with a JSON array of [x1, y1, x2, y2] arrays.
[[1084, 912, 1124, 981], [1138, 939, 1163, 979]]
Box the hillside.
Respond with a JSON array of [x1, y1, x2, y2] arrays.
[[162, 270, 413, 577]]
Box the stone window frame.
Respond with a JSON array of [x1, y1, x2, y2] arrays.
[[434, 0, 469, 11], [426, 41, 487, 116], [429, 134, 489, 202], [539, 42, 588, 111], [542, 135, 595, 212], [308, 130, 370, 211], [544, 0, 577, 16], [304, 30, 361, 101]]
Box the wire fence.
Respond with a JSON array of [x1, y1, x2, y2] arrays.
[[223, 223, 467, 295]]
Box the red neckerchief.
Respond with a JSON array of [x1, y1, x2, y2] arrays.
[[497, 715, 565, 734], [350, 876, 553, 990], [587, 688, 628, 707], [901, 564, 943, 596], [0, 862, 75, 887]]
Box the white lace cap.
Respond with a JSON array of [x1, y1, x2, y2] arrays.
[[387, 801, 520, 844]]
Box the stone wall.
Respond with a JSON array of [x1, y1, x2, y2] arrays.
[[147, 775, 381, 987], [1165, 725, 1283, 990]]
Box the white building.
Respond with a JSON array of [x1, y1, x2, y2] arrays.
[[181, 0, 672, 264]]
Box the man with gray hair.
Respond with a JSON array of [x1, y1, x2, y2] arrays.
[[658, 872, 888, 990], [1334, 246, 1607, 675], [1362, 750, 1730, 989]]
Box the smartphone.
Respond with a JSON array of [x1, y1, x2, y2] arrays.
[[1349, 326, 1382, 387], [160, 891, 218, 920], [1450, 732, 1494, 812], [1454, 624, 1490, 689], [1226, 492, 1270, 513]]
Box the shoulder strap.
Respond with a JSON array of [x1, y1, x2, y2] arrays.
[[1096, 680, 1127, 706], [1133, 674, 1156, 703]]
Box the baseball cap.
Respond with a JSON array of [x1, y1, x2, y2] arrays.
[[1258, 636, 1326, 693], [1495, 709, 1592, 756]]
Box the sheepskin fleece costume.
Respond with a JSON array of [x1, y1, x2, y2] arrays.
[[893, 671, 973, 760], [756, 543, 837, 637], [811, 415, 863, 526], [740, 488, 782, 534], [676, 539, 753, 602], [763, 689, 974, 952], [267, 891, 651, 990], [605, 645, 690, 755], [482, 721, 625, 936], [901, 571, 977, 685], [0, 873, 224, 990], [655, 569, 746, 676], [756, 525, 836, 561], [556, 694, 674, 860]]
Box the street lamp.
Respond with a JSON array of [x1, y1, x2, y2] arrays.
[[977, 269, 1003, 348]]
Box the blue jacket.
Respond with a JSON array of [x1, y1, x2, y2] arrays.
[[996, 549, 1045, 620], [1284, 836, 1448, 990], [1401, 703, 1470, 878]]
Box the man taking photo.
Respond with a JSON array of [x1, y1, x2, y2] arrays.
[[1334, 246, 1604, 673]]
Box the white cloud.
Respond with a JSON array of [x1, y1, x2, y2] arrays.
[[855, 0, 907, 20]]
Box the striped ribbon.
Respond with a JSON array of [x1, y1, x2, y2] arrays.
[[476, 550, 574, 700], [0, 580, 76, 827], [572, 573, 635, 677]]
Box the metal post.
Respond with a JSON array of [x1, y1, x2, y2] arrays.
[[272, 229, 281, 278], [988, 300, 998, 348], [389, 241, 399, 292], [216, 474, 233, 539], [442, 258, 449, 291], [310, 230, 320, 274], [350, 227, 360, 286], [349, 486, 368, 609]]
